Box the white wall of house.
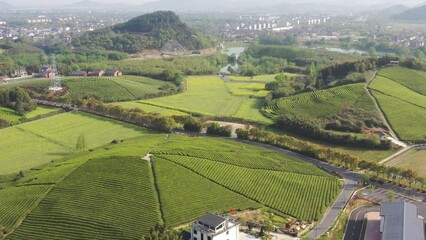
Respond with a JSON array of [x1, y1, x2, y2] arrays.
[[191, 222, 239, 240]]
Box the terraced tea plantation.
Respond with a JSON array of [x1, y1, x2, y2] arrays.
[[0, 106, 60, 127], [8, 157, 161, 240], [0, 107, 21, 125], [62, 76, 177, 102], [125, 76, 272, 124], [2, 76, 176, 103], [152, 135, 341, 221], [379, 67, 426, 95], [0, 122, 341, 239], [370, 68, 426, 141], [266, 83, 375, 119]]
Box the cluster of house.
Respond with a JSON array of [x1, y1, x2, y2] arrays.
[[72, 69, 122, 77]]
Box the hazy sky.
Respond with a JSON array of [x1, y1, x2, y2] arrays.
[[5, 0, 426, 7]]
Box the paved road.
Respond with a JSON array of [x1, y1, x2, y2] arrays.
[[344, 188, 426, 240], [360, 188, 426, 217], [344, 205, 380, 240], [232, 139, 360, 240]]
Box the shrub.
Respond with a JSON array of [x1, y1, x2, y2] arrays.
[[183, 118, 203, 132], [206, 123, 232, 137]]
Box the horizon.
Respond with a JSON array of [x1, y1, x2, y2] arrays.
[[3, 0, 426, 8]]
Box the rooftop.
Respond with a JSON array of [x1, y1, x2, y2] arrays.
[[198, 213, 226, 229], [380, 202, 425, 240]]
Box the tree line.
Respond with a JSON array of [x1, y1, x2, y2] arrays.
[[234, 128, 425, 192], [275, 115, 392, 150], [0, 88, 37, 116]]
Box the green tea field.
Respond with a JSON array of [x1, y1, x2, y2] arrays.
[[0, 107, 21, 125], [152, 135, 341, 221], [0, 126, 341, 238], [125, 76, 272, 124], [0, 111, 155, 175], [62, 76, 177, 102], [379, 67, 426, 95], [370, 68, 426, 141], [8, 157, 161, 240], [266, 83, 376, 119], [2, 76, 177, 103]]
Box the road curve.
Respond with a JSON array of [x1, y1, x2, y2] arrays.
[[232, 139, 360, 240], [343, 205, 380, 240]]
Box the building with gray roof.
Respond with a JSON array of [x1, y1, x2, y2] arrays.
[[380, 202, 425, 240]]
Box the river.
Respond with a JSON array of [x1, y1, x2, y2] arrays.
[[220, 47, 245, 74]]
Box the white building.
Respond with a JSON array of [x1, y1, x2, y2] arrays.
[[191, 213, 239, 240]]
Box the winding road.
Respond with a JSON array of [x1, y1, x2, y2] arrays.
[[343, 205, 380, 240]]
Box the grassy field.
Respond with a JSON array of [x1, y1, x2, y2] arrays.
[[394, 149, 426, 178], [379, 67, 426, 95], [266, 83, 375, 119], [137, 76, 272, 124], [0, 111, 155, 175], [227, 73, 297, 82], [112, 102, 188, 116], [25, 106, 60, 119], [153, 135, 341, 221], [370, 71, 426, 141], [225, 82, 269, 97], [8, 157, 161, 240]]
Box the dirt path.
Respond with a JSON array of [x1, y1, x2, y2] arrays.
[[219, 75, 268, 84]]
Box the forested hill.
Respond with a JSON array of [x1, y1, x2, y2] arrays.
[[72, 11, 213, 54], [0, 1, 13, 9], [393, 5, 426, 21]]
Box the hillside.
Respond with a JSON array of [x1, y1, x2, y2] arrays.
[[0, 120, 340, 238], [378, 4, 410, 17], [393, 5, 426, 21], [72, 11, 213, 53], [369, 67, 426, 142], [0, 1, 12, 9]]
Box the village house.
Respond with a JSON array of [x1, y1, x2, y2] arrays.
[[72, 70, 88, 77], [88, 69, 105, 77], [104, 69, 122, 77], [34, 66, 54, 78], [190, 213, 239, 240], [12, 68, 28, 78]]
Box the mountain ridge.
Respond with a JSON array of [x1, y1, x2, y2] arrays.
[[393, 4, 426, 21]]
